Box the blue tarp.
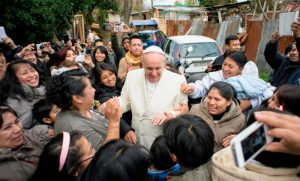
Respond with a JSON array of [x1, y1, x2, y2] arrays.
[[131, 20, 158, 26]]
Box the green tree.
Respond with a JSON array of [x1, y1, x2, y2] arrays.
[[198, 0, 220, 7], [0, 0, 73, 45], [0, 0, 118, 45]]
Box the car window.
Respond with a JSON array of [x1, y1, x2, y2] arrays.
[[154, 31, 160, 42], [164, 40, 172, 54], [162, 39, 168, 51], [170, 42, 182, 63], [138, 33, 154, 40], [180, 42, 221, 58]]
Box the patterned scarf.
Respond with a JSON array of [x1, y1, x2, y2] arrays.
[[125, 51, 142, 66]]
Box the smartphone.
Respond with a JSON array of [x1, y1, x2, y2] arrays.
[[75, 54, 85, 63], [231, 121, 273, 167], [0, 27, 7, 43], [279, 11, 299, 36], [36, 43, 42, 51]]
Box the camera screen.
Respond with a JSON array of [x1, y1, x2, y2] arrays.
[[241, 125, 266, 161]]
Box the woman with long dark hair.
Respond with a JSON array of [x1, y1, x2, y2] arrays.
[[30, 130, 95, 181], [93, 63, 135, 144], [0, 59, 45, 129]]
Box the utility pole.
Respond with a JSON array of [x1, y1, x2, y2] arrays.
[[151, 0, 154, 16]]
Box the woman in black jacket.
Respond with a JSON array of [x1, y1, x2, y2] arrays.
[[93, 63, 135, 144], [94, 63, 123, 103]]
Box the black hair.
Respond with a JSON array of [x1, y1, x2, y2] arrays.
[[93, 63, 123, 103], [92, 46, 110, 65], [122, 36, 130, 43], [0, 59, 41, 103], [208, 81, 236, 100], [150, 135, 176, 170], [50, 42, 61, 52], [30, 130, 84, 181], [129, 33, 141, 44], [46, 69, 88, 110], [275, 84, 300, 116], [284, 43, 294, 55], [80, 139, 149, 181], [71, 39, 77, 46], [163, 114, 214, 168], [93, 39, 103, 47], [32, 99, 54, 124], [93, 63, 118, 85], [225, 34, 239, 45], [0, 47, 4, 54], [0, 106, 18, 128], [63, 34, 70, 43], [226, 51, 247, 68]]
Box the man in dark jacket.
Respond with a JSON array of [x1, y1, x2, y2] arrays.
[[264, 31, 300, 87], [111, 24, 132, 69], [207, 34, 241, 72]]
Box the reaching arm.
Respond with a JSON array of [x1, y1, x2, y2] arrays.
[[111, 33, 124, 64], [264, 32, 285, 70], [185, 74, 211, 99]]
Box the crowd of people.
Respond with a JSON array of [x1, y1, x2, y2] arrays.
[[0, 18, 299, 181]]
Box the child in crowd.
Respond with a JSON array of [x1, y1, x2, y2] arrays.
[[33, 99, 61, 125], [32, 99, 61, 136], [147, 135, 180, 181]]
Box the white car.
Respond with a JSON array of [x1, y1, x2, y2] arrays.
[[162, 35, 222, 76]]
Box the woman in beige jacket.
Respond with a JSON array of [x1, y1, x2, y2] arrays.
[[189, 81, 246, 152]]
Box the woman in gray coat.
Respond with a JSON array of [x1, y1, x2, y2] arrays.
[[0, 106, 50, 181]]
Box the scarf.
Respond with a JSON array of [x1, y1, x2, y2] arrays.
[[125, 51, 142, 66], [21, 84, 46, 101]]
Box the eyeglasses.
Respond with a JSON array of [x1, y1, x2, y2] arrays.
[[73, 141, 95, 168], [74, 155, 94, 168]]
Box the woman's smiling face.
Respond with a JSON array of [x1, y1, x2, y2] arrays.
[[15, 63, 39, 88], [206, 88, 232, 115], [100, 69, 116, 87]]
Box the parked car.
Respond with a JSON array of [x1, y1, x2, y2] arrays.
[[138, 29, 167, 49], [162, 35, 222, 77]]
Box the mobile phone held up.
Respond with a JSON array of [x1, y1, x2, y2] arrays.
[[231, 121, 273, 167], [0, 26, 7, 43], [36, 43, 45, 51]]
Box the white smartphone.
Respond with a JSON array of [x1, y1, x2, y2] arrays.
[[0, 26, 7, 43], [231, 121, 273, 167], [279, 11, 299, 36], [36, 43, 42, 51]]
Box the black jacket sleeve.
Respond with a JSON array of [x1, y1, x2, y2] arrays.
[[111, 34, 124, 67], [264, 41, 285, 70], [119, 118, 133, 138], [296, 37, 300, 59]]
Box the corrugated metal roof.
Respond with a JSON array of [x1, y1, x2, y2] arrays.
[[155, 6, 204, 13]]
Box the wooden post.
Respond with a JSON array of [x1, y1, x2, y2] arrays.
[[218, 10, 223, 23]]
